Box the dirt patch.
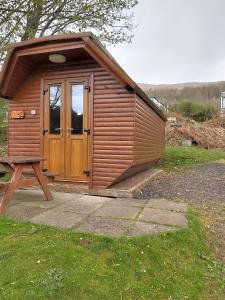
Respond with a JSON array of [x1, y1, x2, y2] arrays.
[[166, 116, 225, 150], [136, 162, 225, 262]]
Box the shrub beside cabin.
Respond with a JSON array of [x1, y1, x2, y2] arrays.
[[0, 33, 166, 189]]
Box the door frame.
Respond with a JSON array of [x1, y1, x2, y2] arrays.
[[40, 73, 94, 188], [43, 78, 65, 181]]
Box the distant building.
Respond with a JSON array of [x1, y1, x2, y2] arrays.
[[220, 92, 225, 114]]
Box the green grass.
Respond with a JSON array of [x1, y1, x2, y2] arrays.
[[0, 213, 224, 299], [0, 172, 11, 182], [1, 173, 11, 182], [159, 145, 225, 172]]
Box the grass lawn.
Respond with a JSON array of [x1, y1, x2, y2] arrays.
[[0, 213, 224, 299], [159, 145, 225, 172]]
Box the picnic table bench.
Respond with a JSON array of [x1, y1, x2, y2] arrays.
[[0, 156, 54, 214]]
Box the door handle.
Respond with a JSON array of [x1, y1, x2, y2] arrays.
[[84, 128, 90, 134], [43, 128, 49, 134], [67, 128, 73, 133], [54, 128, 63, 136], [67, 127, 73, 137]]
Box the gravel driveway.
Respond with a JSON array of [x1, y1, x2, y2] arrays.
[[137, 162, 225, 202], [136, 162, 225, 262]]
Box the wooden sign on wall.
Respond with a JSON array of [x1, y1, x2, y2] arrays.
[[11, 111, 24, 119]]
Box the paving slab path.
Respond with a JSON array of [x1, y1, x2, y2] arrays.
[[2, 190, 188, 237]]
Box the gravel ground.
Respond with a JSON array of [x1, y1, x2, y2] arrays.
[[136, 162, 225, 263]]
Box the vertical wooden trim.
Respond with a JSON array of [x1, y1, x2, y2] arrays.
[[40, 78, 44, 164], [133, 94, 137, 166], [7, 102, 9, 156], [64, 78, 71, 179], [88, 73, 94, 189]]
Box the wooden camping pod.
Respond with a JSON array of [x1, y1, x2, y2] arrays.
[[0, 33, 166, 189]]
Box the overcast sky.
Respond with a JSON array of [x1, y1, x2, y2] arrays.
[[108, 0, 225, 84]]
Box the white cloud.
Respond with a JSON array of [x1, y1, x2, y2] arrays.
[[108, 0, 225, 84]]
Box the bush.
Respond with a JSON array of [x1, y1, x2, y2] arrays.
[[178, 101, 217, 122]]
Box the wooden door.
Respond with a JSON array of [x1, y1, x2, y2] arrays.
[[43, 80, 65, 180], [43, 78, 89, 182], [65, 78, 89, 182]]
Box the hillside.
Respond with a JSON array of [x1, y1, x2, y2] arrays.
[[139, 81, 225, 109]]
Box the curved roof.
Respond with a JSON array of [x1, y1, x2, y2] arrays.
[[0, 32, 166, 121]]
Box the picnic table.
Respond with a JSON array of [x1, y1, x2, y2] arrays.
[[0, 156, 53, 214]]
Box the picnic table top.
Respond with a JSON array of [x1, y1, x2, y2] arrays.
[[0, 156, 45, 164]]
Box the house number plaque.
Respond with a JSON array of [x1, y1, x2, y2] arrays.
[[11, 110, 24, 119]]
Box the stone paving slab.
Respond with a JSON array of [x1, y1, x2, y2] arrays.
[[18, 200, 59, 209], [139, 207, 188, 228], [146, 199, 188, 213], [3, 190, 189, 236], [58, 199, 104, 215], [128, 221, 177, 237], [31, 207, 87, 228], [12, 189, 48, 202], [107, 198, 148, 208], [76, 216, 133, 237], [92, 203, 140, 219], [6, 205, 46, 221]]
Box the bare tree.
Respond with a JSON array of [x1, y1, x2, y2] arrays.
[[0, 0, 138, 62]]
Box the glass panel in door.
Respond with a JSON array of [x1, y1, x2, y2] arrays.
[[71, 84, 84, 135], [49, 85, 61, 134]]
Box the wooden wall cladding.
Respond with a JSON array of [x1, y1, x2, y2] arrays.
[[8, 60, 136, 188], [8, 58, 165, 189], [8, 73, 41, 157], [93, 69, 135, 188], [133, 95, 165, 165]]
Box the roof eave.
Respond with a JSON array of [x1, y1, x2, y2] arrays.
[[0, 33, 167, 121], [86, 34, 167, 121]]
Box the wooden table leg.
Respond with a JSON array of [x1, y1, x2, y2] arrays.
[[2, 162, 14, 175], [32, 162, 53, 201], [0, 164, 23, 214]]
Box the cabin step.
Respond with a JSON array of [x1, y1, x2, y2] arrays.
[[23, 170, 60, 181]]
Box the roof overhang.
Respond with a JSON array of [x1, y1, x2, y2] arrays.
[[0, 32, 166, 121]]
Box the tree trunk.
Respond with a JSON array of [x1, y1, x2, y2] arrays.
[[21, 1, 43, 40]]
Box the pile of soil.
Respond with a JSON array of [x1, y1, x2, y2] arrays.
[[205, 116, 225, 128], [166, 116, 225, 150]]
